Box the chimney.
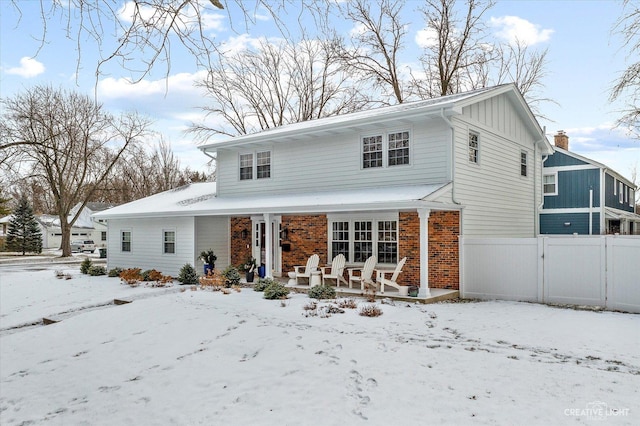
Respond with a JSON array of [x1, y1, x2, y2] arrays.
[[554, 130, 569, 150]]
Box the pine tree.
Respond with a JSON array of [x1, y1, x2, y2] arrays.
[[6, 196, 43, 255]]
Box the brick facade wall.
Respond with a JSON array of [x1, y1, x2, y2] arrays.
[[281, 215, 328, 274], [230, 217, 252, 268], [428, 211, 460, 289]]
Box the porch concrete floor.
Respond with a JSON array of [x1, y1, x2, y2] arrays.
[[280, 278, 459, 304]]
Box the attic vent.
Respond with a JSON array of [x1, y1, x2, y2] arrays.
[[177, 194, 215, 206]]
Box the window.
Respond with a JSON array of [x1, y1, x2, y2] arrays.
[[377, 221, 398, 264], [362, 135, 383, 168], [520, 151, 527, 177], [619, 182, 624, 203], [101, 231, 107, 241], [163, 230, 175, 254], [469, 131, 479, 164], [388, 131, 410, 166], [630, 188, 635, 207], [121, 231, 131, 252], [239, 153, 253, 180], [328, 215, 398, 264], [240, 151, 271, 180], [256, 151, 271, 179], [331, 222, 349, 260], [543, 174, 557, 195]]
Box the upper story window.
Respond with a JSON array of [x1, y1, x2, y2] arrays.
[[362, 131, 410, 169], [362, 135, 383, 168], [468, 131, 479, 164], [619, 182, 624, 203], [121, 230, 131, 252], [163, 230, 175, 254], [543, 173, 557, 195], [240, 151, 271, 181], [388, 131, 410, 166], [520, 151, 528, 177], [630, 188, 635, 207]]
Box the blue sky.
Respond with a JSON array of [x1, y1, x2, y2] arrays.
[[1, 0, 638, 183]]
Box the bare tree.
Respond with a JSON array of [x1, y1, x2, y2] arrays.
[[611, 0, 640, 137], [191, 37, 370, 140], [337, 0, 408, 104], [0, 85, 152, 256]]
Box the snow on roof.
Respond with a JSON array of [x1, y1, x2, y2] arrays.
[[94, 182, 454, 219], [199, 85, 509, 150]]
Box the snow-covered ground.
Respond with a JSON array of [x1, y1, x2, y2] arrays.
[[1, 265, 638, 425]]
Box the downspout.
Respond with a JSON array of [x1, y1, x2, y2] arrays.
[[601, 168, 607, 234], [439, 108, 460, 207]]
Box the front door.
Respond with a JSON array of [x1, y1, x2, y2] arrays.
[[252, 216, 282, 277]]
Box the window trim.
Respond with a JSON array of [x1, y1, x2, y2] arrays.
[[543, 172, 558, 196], [520, 150, 528, 177], [239, 150, 272, 181], [361, 129, 411, 170], [327, 213, 399, 265], [121, 230, 131, 253], [163, 229, 176, 255], [468, 130, 479, 165]]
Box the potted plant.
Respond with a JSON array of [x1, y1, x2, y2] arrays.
[[242, 256, 258, 283], [199, 249, 217, 275]]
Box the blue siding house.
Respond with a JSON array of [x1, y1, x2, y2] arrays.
[[540, 131, 640, 235]]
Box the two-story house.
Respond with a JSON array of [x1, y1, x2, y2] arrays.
[[540, 131, 640, 235], [95, 84, 552, 297]]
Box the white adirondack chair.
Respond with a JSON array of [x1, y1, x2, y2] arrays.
[[376, 257, 407, 294], [294, 254, 320, 285], [321, 254, 347, 287], [348, 255, 377, 290]]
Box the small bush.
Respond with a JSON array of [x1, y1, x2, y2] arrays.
[[120, 268, 142, 286], [88, 265, 106, 276], [254, 277, 276, 292], [303, 301, 318, 311], [199, 269, 224, 288], [222, 265, 241, 288], [359, 304, 383, 317], [308, 285, 336, 300], [80, 258, 92, 274], [178, 263, 199, 285], [108, 267, 123, 278], [337, 298, 358, 309], [263, 282, 290, 300]]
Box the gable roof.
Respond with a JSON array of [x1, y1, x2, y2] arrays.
[[94, 182, 458, 219], [549, 146, 637, 187], [200, 84, 550, 153]]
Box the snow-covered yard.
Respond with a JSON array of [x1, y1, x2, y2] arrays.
[[1, 265, 638, 425]]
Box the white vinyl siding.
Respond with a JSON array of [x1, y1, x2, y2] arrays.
[[216, 121, 449, 197]]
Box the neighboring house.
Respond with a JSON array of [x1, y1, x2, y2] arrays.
[[37, 203, 114, 249], [540, 131, 640, 235], [95, 84, 553, 297]]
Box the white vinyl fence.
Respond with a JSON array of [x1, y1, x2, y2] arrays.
[[460, 236, 640, 313]]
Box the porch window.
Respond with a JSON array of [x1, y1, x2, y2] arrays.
[[121, 230, 131, 252], [377, 221, 398, 263], [520, 151, 527, 177], [353, 221, 373, 262], [388, 131, 410, 166], [362, 135, 383, 168], [331, 222, 349, 259], [163, 230, 175, 254], [469, 131, 479, 164], [328, 214, 399, 264], [543, 174, 557, 195], [240, 153, 253, 180]]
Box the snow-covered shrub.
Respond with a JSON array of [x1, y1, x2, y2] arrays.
[[308, 285, 336, 300], [88, 265, 106, 276], [359, 304, 383, 317], [337, 298, 357, 309], [263, 282, 289, 300], [120, 268, 142, 286], [108, 267, 123, 277]]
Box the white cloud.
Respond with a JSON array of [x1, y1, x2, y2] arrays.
[[415, 27, 439, 49], [118, 1, 225, 32], [490, 16, 553, 46], [5, 57, 45, 78], [97, 71, 208, 99]]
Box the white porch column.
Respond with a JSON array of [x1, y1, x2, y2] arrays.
[[418, 208, 431, 297], [263, 213, 273, 278]]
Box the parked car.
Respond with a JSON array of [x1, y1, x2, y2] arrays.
[[71, 240, 96, 253]]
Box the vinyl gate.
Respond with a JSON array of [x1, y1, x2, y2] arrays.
[[460, 236, 640, 313]]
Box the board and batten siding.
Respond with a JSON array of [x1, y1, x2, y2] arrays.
[[216, 119, 451, 197], [455, 94, 541, 237], [194, 216, 230, 272], [106, 217, 196, 277]]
